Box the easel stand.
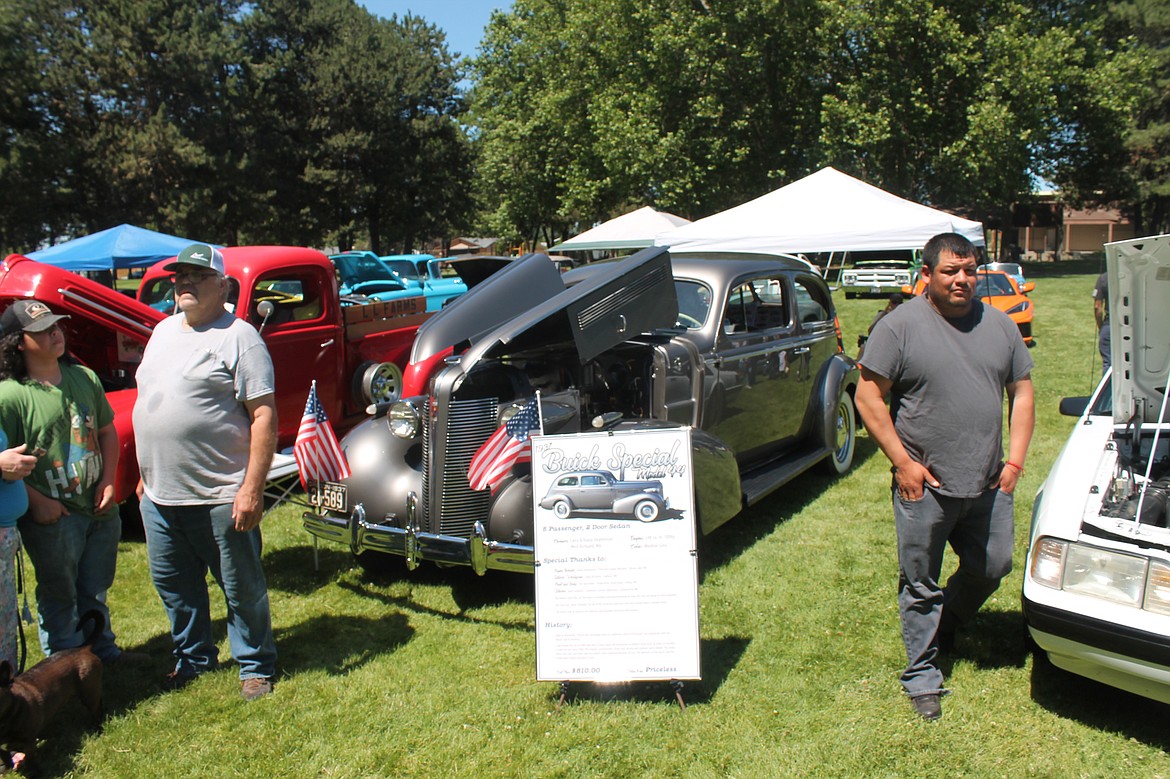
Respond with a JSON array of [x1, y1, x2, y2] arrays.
[[554, 680, 687, 712]]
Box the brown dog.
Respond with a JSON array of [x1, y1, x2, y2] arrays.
[[0, 611, 104, 774]]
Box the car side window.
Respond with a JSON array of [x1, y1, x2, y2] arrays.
[[723, 277, 789, 333], [557, 476, 577, 487], [251, 274, 323, 327], [581, 475, 601, 486], [793, 276, 831, 325], [674, 281, 711, 329]]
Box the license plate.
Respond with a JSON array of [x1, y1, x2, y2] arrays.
[[869, 285, 882, 294], [310, 481, 348, 512]]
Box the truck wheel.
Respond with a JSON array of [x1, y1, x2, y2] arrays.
[[552, 500, 572, 519], [634, 500, 660, 522], [354, 361, 403, 407], [820, 390, 857, 475]]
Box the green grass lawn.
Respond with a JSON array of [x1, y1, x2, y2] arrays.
[[23, 259, 1170, 778]]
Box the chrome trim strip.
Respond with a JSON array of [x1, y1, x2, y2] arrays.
[[57, 287, 155, 338], [303, 509, 535, 574]]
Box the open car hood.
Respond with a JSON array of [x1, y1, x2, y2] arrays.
[[1, 254, 163, 343], [462, 246, 677, 366], [1108, 234, 1170, 423], [410, 254, 566, 363]]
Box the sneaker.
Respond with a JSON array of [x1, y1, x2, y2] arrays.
[[910, 693, 943, 721], [240, 677, 273, 701], [161, 669, 198, 691]]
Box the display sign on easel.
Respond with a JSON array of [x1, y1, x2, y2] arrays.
[[532, 428, 700, 685]]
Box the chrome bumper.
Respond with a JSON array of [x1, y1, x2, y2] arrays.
[[302, 503, 535, 575]]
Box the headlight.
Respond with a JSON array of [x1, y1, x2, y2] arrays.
[[388, 400, 421, 439], [1063, 544, 1147, 606], [842, 272, 857, 284], [498, 402, 528, 426], [1006, 301, 1030, 315], [896, 273, 910, 284], [1032, 536, 1152, 608]]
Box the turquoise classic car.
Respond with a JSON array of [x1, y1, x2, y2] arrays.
[[331, 251, 467, 311]]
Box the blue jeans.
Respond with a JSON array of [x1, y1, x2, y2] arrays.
[[1099, 321, 1111, 375], [17, 511, 121, 662], [892, 485, 1014, 697], [140, 496, 276, 680]]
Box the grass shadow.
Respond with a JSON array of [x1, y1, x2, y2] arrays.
[[937, 610, 1029, 680], [336, 578, 533, 632], [696, 436, 881, 579], [550, 635, 750, 707], [274, 612, 413, 675], [349, 555, 536, 612], [1029, 650, 1170, 751], [263, 543, 357, 595]]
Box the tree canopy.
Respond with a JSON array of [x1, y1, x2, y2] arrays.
[[2, 0, 1165, 254], [0, 0, 472, 255], [471, 0, 1159, 246]]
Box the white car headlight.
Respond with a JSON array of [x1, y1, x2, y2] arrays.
[[1006, 301, 1030, 315], [388, 400, 421, 439], [1062, 543, 1147, 606], [1032, 537, 1164, 610]]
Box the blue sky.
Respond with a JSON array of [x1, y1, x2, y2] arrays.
[[358, 1, 514, 60]]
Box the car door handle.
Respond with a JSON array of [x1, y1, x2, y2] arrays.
[[320, 339, 335, 348], [793, 347, 810, 355]]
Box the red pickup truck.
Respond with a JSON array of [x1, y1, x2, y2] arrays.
[[0, 246, 431, 508]]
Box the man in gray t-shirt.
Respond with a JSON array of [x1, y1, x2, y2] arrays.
[[133, 243, 279, 701], [855, 233, 1034, 721]]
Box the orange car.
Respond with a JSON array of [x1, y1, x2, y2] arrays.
[[903, 270, 1035, 345]]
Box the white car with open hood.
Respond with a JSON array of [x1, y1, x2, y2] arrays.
[[1024, 233, 1170, 703]]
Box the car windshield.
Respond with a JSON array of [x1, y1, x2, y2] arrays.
[[333, 254, 404, 286], [975, 273, 1015, 296], [675, 280, 712, 329], [380, 259, 422, 283], [140, 277, 175, 313]]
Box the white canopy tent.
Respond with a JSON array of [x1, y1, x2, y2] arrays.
[[654, 167, 984, 255], [550, 206, 691, 252]]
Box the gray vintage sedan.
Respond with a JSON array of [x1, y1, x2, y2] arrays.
[[302, 247, 859, 574], [539, 470, 667, 521]]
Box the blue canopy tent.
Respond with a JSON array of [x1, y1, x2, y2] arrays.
[[27, 224, 217, 271]]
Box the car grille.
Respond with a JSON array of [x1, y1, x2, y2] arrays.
[[421, 396, 498, 538]]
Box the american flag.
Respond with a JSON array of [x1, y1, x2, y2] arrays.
[[467, 397, 542, 493], [294, 381, 351, 489]]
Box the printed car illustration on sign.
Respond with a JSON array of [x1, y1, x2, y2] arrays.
[[539, 470, 667, 521]]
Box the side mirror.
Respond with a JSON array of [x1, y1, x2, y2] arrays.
[[1058, 396, 1090, 417], [256, 299, 274, 334], [1021, 281, 1036, 294]]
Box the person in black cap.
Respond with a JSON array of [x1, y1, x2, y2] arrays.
[[0, 299, 144, 665], [133, 244, 279, 700]]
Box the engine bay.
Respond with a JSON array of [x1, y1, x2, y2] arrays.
[[1098, 423, 1170, 530], [454, 339, 664, 430]]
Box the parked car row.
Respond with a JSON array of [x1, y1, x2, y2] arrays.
[[903, 268, 1036, 346]]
